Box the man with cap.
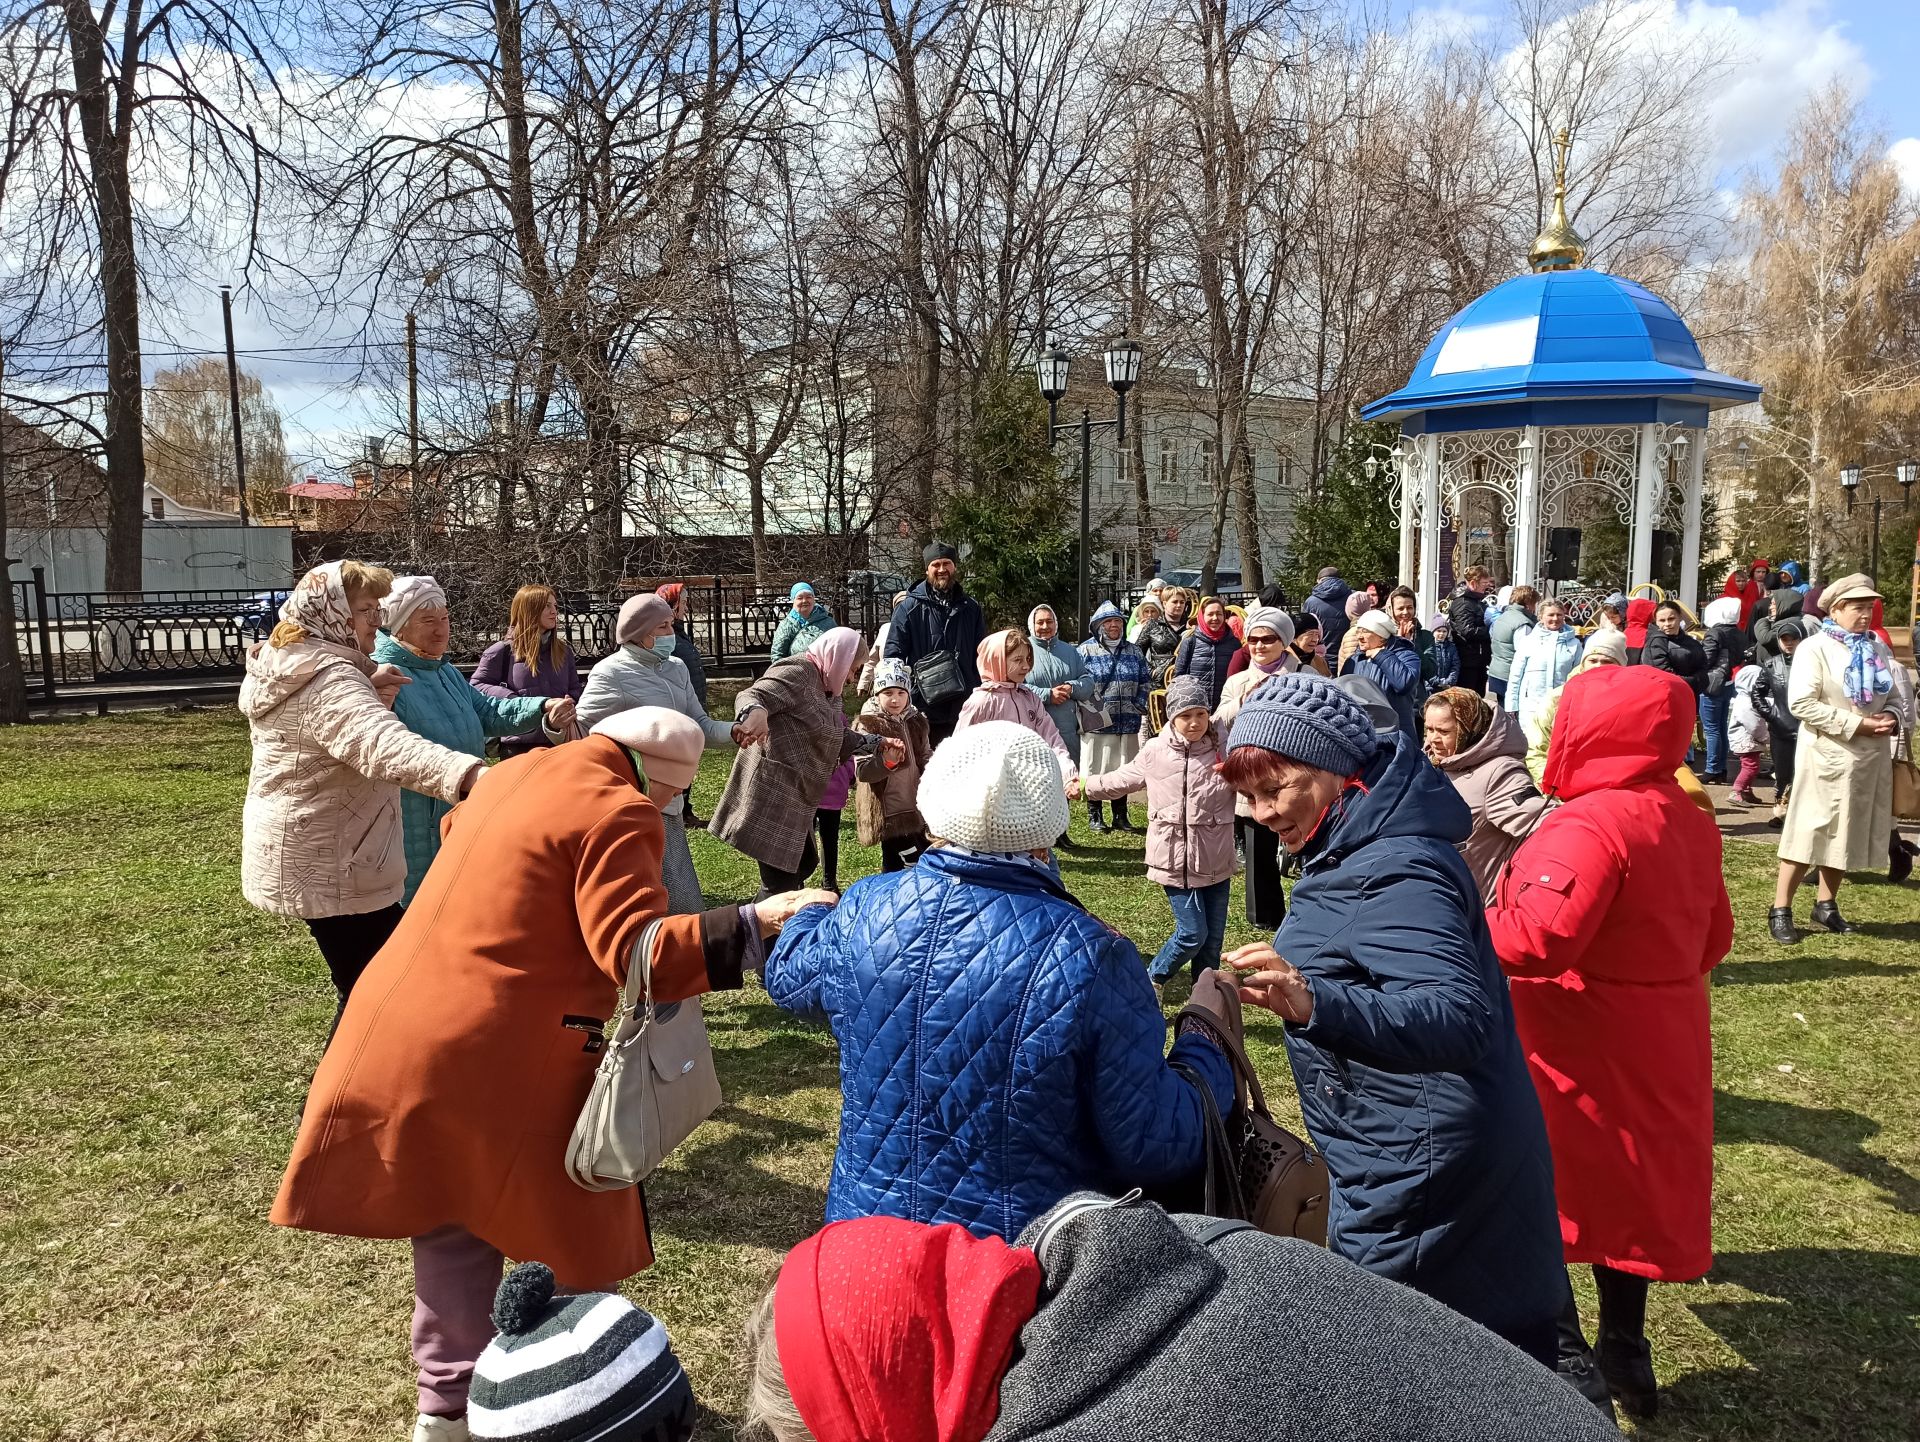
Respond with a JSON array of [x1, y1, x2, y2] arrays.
[[762, 719, 1236, 1239], [886, 541, 986, 744], [1215, 673, 1564, 1367]]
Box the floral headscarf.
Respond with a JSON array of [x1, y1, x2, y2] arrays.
[[1431, 686, 1493, 751], [279, 562, 358, 647]]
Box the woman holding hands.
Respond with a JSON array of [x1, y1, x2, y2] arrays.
[[1212, 674, 1565, 1366]]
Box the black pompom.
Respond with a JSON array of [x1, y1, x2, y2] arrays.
[[492, 1261, 556, 1334]]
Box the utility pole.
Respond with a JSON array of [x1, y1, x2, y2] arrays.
[[406, 311, 421, 560], [220, 287, 249, 527]]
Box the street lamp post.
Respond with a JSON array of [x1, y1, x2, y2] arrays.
[[1841, 461, 1917, 589], [1037, 334, 1142, 638]]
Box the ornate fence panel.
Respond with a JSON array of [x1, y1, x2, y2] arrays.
[[85, 590, 269, 683]]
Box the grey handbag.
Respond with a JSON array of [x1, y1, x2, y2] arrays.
[[565, 919, 723, 1191]]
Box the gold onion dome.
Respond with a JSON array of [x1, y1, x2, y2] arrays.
[[1529, 126, 1586, 272]]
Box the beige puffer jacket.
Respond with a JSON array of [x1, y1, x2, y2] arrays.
[[239, 639, 477, 919]]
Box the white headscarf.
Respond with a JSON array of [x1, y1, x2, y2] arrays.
[[382, 575, 448, 636]]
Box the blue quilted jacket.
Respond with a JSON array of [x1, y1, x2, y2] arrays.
[[764, 846, 1235, 1239], [1273, 729, 1564, 1347]]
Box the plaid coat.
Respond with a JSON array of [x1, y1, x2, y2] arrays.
[[711, 657, 878, 870]]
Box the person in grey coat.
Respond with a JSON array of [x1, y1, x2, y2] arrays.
[[576, 592, 742, 911], [744, 1192, 1618, 1442]]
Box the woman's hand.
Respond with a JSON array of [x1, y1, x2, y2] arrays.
[[1862, 712, 1898, 736], [370, 663, 410, 708], [1066, 777, 1083, 800], [1224, 942, 1314, 1024], [544, 696, 576, 730], [880, 736, 908, 766], [734, 709, 770, 746], [1050, 682, 1073, 705], [755, 888, 839, 936]]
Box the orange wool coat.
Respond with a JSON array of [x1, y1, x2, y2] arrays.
[[270, 735, 751, 1287]]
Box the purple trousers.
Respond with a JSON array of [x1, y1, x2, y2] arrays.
[[410, 1226, 503, 1418]]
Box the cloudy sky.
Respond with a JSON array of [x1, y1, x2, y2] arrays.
[[188, 0, 1918, 477]]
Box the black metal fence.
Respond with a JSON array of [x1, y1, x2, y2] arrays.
[[7, 569, 912, 703]]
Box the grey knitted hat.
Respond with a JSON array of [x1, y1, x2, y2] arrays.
[[1227, 672, 1380, 776], [1163, 674, 1210, 720], [467, 1263, 694, 1442]]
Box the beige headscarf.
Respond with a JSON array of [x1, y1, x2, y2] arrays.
[[277, 562, 358, 647]]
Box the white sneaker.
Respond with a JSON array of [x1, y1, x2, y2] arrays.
[[413, 1416, 469, 1442]]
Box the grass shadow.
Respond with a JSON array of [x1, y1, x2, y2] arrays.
[[649, 1104, 832, 1249], [1713, 956, 1920, 986], [1664, 1248, 1920, 1437], [1715, 1089, 1920, 1214]]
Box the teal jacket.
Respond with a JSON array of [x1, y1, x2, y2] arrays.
[[769, 606, 835, 661], [372, 633, 549, 903]]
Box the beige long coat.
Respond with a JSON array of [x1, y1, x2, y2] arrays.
[[238, 639, 476, 918], [1778, 631, 1900, 870]]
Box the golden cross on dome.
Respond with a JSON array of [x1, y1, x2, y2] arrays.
[[1529, 124, 1586, 273]]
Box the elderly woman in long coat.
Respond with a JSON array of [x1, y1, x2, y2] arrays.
[[1024, 603, 1093, 756], [577, 591, 743, 913], [271, 706, 828, 1441], [1486, 666, 1733, 1421], [712, 627, 902, 895], [1218, 674, 1565, 1368], [1771, 573, 1908, 941]]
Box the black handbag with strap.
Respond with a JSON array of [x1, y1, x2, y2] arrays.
[[906, 594, 969, 707]]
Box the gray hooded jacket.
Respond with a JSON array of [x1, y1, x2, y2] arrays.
[[988, 1193, 1615, 1442]]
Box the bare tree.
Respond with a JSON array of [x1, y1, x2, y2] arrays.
[[1, 0, 304, 589]]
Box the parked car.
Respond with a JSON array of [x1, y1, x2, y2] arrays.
[[1161, 568, 1242, 592], [237, 590, 290, 642]]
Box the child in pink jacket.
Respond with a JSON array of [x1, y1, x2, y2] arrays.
[[1071, 674, 1235, 994], [955, 628, 1078, 784]]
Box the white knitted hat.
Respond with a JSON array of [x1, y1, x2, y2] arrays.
[[919, 720, 1069, 853]]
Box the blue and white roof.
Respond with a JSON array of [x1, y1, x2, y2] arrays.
[[1363, 269, 1760, 433]]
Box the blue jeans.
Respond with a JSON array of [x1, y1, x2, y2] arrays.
[[1694, 690, 1730, 776], [1149, 880, 1231, 983]]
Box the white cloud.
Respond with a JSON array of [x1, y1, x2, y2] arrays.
[[1685, 0, 1868, 175], [1890, 137, 1920, 198]]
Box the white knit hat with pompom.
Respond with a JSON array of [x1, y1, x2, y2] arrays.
[[919, 720, 1069, 853]]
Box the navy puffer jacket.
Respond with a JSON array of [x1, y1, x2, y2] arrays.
[[1303, 576, 1354, 655], [1271, 730, 1564, 1347], [764, 846, 1234, 1239], [1173, 626, 1244, 709]]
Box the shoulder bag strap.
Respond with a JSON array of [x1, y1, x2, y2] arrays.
[[612, 918, 667, 1043]]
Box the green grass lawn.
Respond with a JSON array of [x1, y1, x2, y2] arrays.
[[2, 709, 1917, 1441]]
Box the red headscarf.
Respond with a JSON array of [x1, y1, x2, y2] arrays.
[[655, 581, 685, 608], [1721, 560, 1768, 628], [774, 1217, 1042, 1442]]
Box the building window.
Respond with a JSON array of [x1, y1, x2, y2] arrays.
[[1197, 439, 1216, 504], [1159, 436, 1174, 499], [150, 496, 164, 520]]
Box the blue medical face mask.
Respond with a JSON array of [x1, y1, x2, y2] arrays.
[[650, 635, 677, 659]]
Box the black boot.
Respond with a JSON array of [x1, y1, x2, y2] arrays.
[[1555, 1286, 1616, 1420], [1891, 837, 1915, 885], [1768, 906, 1800, 944], [1087, 801, 1108, 834], [1112, 799, 1137, 833], [1809, 899, 1854, 933], [1593, 1267, 1655, 1421]]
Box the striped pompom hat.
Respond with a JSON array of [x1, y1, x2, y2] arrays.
[[468, 1262, 694, 1442]]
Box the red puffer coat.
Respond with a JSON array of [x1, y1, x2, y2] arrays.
[[1485, 666, 1733, 1280]]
